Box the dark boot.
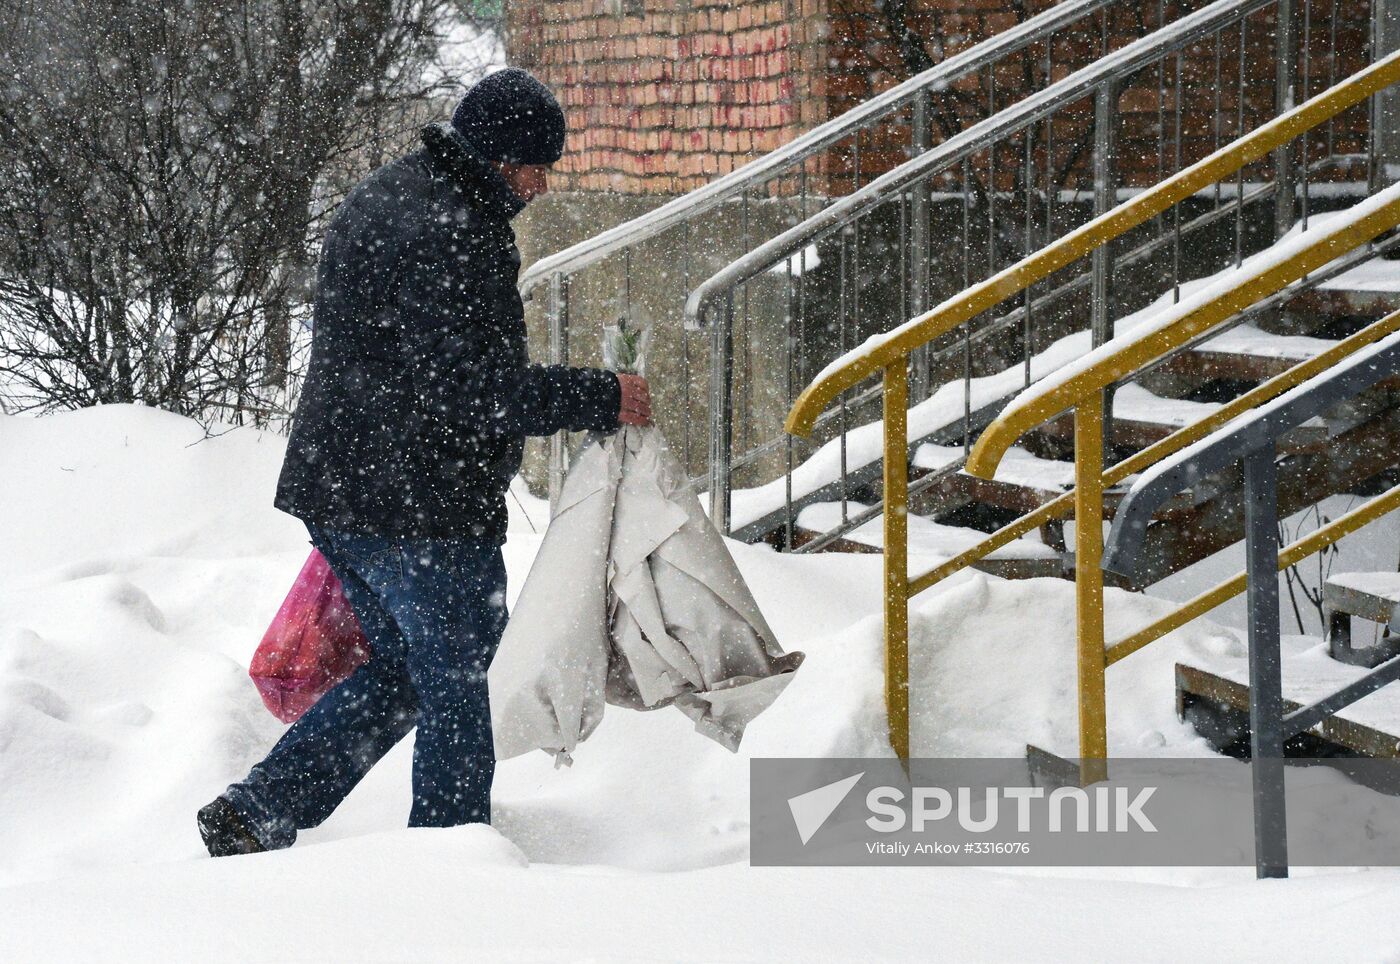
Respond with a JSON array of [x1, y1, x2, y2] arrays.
[[197, 797, 268, 857]]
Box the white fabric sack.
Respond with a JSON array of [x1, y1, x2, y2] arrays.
[[489, 426, 804, 766]]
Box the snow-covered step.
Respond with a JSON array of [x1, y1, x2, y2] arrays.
[[1327, 570, 1400, 621], [914, 442, 1076, 494], [1318, 257, 1400, 295], [912, 442, 1078, 518], [1151, 322, 1400, 426], [1199, 322, 1339, 359], [1157, 323, 1340, 384], [909, 442, 1207, 527], [1325, 571, 1400, 667], [793, 500, 1063, 579], [1036, 383, 1332, 453], [1113, 383, 1220, 428], [1270, 258, 1400, 334], [1177, 635, 1400, 758], [1033, 384, 1230, 449]]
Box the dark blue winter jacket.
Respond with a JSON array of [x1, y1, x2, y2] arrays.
[[274, 123, 620, 541]]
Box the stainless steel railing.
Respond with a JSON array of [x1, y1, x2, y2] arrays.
[[516, 0, 1147, 506], [687, 0, 1390, 545], [517, 0, 1123, 300]]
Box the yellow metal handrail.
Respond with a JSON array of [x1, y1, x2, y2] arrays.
[[782, 50, 1400, 767], [914, 308, 1400, 599], [964, 194, 1400, 475], [786, 50, 1400, 439], [968, 191, 1400, 776]]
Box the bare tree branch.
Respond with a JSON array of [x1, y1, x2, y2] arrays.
[[0, 0, 499, 426]]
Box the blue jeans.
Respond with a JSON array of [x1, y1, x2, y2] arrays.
[[224, 526, 507, 849]]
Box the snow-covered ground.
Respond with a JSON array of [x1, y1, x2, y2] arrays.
[[729, 206, 1400, 534], [5, 405, 1400, 962]]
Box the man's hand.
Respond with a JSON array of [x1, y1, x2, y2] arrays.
[[617, 374, 652, 426]]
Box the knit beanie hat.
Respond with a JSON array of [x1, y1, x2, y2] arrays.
[[451, 68, 567, 165]]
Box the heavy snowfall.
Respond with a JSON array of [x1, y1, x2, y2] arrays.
[[9, 0, 1400, 961]]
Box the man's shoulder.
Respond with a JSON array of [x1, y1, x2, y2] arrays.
[[335, 154, 432, 224], [326, 151, 517, 279]]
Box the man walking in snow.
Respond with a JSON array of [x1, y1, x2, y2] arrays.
[[197, 68, 652, 856]]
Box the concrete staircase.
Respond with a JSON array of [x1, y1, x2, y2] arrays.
[[760, 255, 1400, 594]]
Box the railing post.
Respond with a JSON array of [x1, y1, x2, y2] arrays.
[[1091, 81, 1117, 349], [547, 272, 570, 512], [1375, 0, 1400, 188], [909, 92, 933, 401], [1273, 0, 1300, 239], [708, 294, 735, 534], [883, 361, 911, 763], [1074, 394, 1109, 785], [1092, 81, 1118, 454], [1243, 446, 1289, 879]]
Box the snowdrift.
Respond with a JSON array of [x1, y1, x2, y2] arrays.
[[4, 405, 1400, 961]]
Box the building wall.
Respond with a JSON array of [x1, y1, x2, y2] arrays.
[[509, 2, 1374, 198], [508, 0, 828, 195], [504, 1, 1379, 495], [823, 0, 1375, 192]]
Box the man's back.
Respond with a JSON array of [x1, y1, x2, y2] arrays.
[[274, 131, 519, 541]]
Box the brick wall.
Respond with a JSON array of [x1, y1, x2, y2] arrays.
[[508, 0, 1375, 197], [825, 0, 1374, 192], [508, 0, 827, 194]]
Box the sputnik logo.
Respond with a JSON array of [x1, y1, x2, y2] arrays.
[[786, 772, 864, 844]]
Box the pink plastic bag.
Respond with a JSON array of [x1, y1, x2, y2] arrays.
[[249, 548, 370, 723]]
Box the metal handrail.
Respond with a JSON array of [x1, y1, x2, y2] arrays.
[[909, 286, 1400, 598], [966, 182, 1400, 474], [516, 0, 1119, 300], [697, 0, 1305, 531], [864, 299, 1400, 767], [918, 230, 1400, 783], [966, 185, 1400, 776], [787, 43, 1400, 437], [961, 138, 1400, 780], [777, 50, 1400, 767], [690, 0, 1277, 339], [1101, 329, 1400, 879], [729, 176, 1301, 550]]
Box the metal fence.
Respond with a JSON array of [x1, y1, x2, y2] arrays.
[[687, 0, 1391, 549], [519, 0, 1147, 504]]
